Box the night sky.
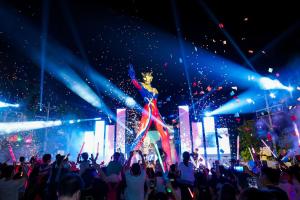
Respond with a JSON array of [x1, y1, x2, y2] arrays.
[[0, 0, 300, 122]]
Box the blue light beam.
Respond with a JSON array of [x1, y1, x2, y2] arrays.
[[0, 120, 62, 135]]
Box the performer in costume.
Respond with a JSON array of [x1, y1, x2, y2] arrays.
[[128, 64, 172, 163]]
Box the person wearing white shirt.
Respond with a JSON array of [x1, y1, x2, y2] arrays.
[[124, 150, 146, 200], [178, 152, 194, 200]]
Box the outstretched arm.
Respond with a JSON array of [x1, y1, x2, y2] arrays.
[[128, 64, 142, 90], [124, 151, 134, 171], [76, 153, 81, 164], [138, 150, 146, 170]]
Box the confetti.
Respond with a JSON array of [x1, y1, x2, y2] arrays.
[[246, 98, 255, 104], [268, 68, 273, 73], [206, 86, 212, 92], [248, 75, 255, 80], [217, 86, 223, 91], [1, 3, 296, 160], [291, 115, 297, 121]]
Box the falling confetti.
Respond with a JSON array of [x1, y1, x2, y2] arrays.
[[207, 86, 212, 92], [268, 68, 273, 73]]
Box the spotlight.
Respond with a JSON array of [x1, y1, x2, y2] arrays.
[[269, 93, 276, 99], [246, 98, 255, 104], [205, 112, 212, 117], [287, 86, 294, 92], [259, 77, 292, 91], [0, 120, 62, 134], [125, 97, 136, 108], [69, 120, 75, 124], [259, 77, 276, 90], [0, 101, 20, 108]]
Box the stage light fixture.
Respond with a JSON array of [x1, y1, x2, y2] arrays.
[[287, 86, 294, 92], [269, 93, 276, 99], [246, 98, 255, 104], [205, 112, 212, 117]]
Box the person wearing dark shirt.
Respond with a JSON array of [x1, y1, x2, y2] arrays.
[[258, 167, 289, 200]]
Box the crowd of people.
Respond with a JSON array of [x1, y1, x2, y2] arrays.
[[0, 149, 300, 200]]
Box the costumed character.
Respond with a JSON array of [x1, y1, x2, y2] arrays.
[[128, 64, 172, 163]]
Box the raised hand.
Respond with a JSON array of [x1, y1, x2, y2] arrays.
[[128, 64, 136, 80], [90, 153, 98, 164], [130, 150, 134, 157], [137, 150, 143, 156]]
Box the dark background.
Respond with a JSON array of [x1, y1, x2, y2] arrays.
[[0, 0, 299, 122]]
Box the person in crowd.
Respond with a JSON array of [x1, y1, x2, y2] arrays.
[[146, 167, 156, 191], [218, 183, 237, 200], [168, 164, 180, 180], [107, 152, 123, 176], [258, 167, 289, 200], [117, 148, 126, 165], [177, 151, 194, 200], [47, 154, 71, 200], [97, 152, 123, 200], [77, 152, 90, 175], [290, 165, 300, 198], [0, 163, 28, 200], [194, 171, 212, 200], [166, 173, 181, 200], [3, 149, 300, 200], [278, 170, 297, 200], [57, 174, 83, 200], [24, 153, 52, 199], [238, 187, 277, 200], [124, 150, 147, 200]]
